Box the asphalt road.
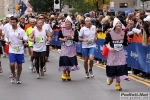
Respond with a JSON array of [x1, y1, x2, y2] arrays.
[[0, 51, 150, 100]]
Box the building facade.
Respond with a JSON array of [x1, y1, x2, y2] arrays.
[[0, 0, 28, 18], [134, 0, 150, 10], [110, 0, 134, 8]]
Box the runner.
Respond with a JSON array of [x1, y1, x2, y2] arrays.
[[104, 18, 130, 91], [5, 17, 28, 84], [58, 16, 79, 81], [0, 28, 4, 73], [38, 15, 53, 72], [26, 18, 36, 72], [79, 17, 97, 78], [2, 15, 13, 58], [29, 20, 51, 79]]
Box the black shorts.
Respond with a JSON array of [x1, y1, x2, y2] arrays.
[[46, 45, 50, 57], [2, 41, 6, 47], [33, 51, 46, 58], [0, 47, 3, 54]]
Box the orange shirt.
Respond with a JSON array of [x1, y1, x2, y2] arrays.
[[24, 24, 31, 32]]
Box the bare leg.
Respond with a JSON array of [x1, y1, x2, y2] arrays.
[[17, 64, 22, 78], [84, 57, 89, 73]]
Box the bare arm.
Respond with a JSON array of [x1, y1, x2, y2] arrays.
[[29, 30, 35, 42], [46, 30, 51, 42]]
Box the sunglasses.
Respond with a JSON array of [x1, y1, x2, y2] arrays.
[[39, 18, 44, 19]]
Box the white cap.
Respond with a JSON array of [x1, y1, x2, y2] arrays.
[[65, 16, 73, 24], [51, 15, 55, 18], [144, 16, 150, 22], [112, 18, 125, 30], [85, 17, 91, 21]]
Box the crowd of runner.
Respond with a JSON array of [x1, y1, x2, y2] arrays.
[[0, 8, 149, 91]]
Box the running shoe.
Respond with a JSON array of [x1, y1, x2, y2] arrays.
[[16, 78, 22, 84], [85, 72, 90, 78], [9, 73, 13, 78], [107, 78, 113, 85], [11, 77, 16, 84], [3, 54, 6, 58], [89, 70, 94, 78], [43, 66, 47, 72], [29, 62, 34, 70], [40, 70, 44, 77], [115, 83, 122, 91], [37, 74, 40, 79], [0, 67, 3, 73], [32, 67, 36, 73]]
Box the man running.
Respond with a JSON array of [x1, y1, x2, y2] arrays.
[[5, 17, 28, 84], [29, 20, 51, 79], [26, 18, 36, 71], [79, 17, 97, 78], [38, 15, 53, 72]]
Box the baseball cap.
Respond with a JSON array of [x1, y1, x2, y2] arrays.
[[85, 17, 91, 21], [144, 16, 150, 22], [85, 13, 90, 17]]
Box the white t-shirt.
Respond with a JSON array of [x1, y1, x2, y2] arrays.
[[3, 23, 20, 34], [3, 23, 12, 34], [79, 25, 97, 48], [43, 23, 53, 45], [5, 27, 28, 54]]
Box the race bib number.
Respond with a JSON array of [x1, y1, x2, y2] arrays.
[[36, 37, 44, 43], [12, 45, 20, 52], [87, 39, 94, 45], [65, 40, 73, 47], [114, 44, 123, 51]]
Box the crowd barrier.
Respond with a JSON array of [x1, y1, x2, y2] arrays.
[[51, 31, 150, 74]]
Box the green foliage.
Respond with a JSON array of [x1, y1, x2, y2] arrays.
[[29, 0, 54, 13], [63, 0, 93, 14]]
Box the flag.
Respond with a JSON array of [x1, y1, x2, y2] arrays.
[[19, 1, 27, 17]]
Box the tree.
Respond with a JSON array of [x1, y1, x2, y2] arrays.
[[29, 0, 54, 13], [84, 0, 110, 10], [63, 0, 93, 14]]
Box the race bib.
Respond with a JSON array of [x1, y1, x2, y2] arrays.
[[114, 44, 123, 51], [65, 40, 73, 47], [12, 45, 20, 52], [36, 37, 44, 43], [87, 39, 94, 45]]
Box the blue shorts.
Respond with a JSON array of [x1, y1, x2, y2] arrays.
[[9, 53, 25, 64], [82, 47, 95, 58]]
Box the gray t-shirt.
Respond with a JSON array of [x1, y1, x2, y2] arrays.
[[79, 25, 97, 48]]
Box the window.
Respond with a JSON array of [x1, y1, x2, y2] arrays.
[[120, 3, 128, 8]]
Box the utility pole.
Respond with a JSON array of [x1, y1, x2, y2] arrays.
[[142, 1, 145, 11], [103, 0, 105, 4]]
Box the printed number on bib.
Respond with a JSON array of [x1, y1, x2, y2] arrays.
[[12, 45, 20, 52], [36, 37, 44, 43], [114, 44, 123, 51], [87, 39, 94, 45], [65, 40, 73, 47]]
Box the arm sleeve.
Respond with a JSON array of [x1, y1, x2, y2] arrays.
[[104, 33, 111, 45], [58, 30, 64, 40], [73, 30, 79, 42]]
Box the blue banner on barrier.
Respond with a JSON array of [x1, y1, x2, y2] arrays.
[[95, 40, 100, 59], [51, 31, 62, 46], [76, 42, 82, 53], [98, 39, 150, 74]]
